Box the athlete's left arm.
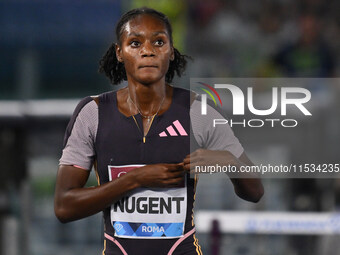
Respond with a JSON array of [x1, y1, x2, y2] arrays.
[[229, 152, 264, 203], [183, 149, 264, 203]]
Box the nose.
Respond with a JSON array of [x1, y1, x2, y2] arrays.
[[140, 41, 155, 57]]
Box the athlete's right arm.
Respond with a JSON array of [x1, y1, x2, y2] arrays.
[[54, 163, 185, 223], [54, 165, 139, 223]]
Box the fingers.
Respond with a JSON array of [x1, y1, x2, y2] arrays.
[[183, 150, 204, 165], [167, 163, 185, 172], [183, 153, 201, 171], [183, 162, 199, 173], [162, 164, 186, 186], [168, 169, 186, 178], [183, 156, 190, 165]]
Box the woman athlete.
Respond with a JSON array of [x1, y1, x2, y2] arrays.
[[54, 7, 264, 255]]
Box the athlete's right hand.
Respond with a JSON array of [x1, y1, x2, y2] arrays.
[[132, 163, 186, 188]]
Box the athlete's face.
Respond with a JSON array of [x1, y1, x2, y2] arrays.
[[116, 14, 174, 85]]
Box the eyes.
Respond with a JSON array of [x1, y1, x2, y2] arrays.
[[130, 41, 141, 47], [129, 39, 165, 48], [154, 39, 165, 46]]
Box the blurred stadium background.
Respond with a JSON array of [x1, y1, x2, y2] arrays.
[[0, 0, 340, 254]]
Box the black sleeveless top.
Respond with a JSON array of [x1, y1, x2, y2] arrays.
[[93, 87, 201, 254]]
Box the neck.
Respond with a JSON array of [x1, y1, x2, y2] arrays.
[[128, 79, 167, 114]]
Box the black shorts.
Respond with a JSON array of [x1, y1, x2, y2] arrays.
[[103, 228, 203, 255]]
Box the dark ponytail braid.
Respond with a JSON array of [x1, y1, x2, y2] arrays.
[[165, 48, 189, 83], [99, 43, 127, 85]]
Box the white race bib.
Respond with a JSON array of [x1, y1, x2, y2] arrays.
[[108, 164, 187, 239]]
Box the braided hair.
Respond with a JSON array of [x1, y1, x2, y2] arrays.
[[99, 7, 189, 85]]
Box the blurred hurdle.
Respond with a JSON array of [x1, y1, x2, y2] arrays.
[[196, 211, 340, 235]]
